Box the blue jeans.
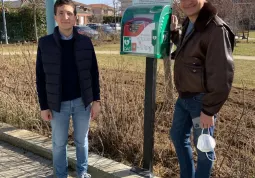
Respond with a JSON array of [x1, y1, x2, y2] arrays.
[[51, 97, 91, 178], [169, 94, 216, 178]]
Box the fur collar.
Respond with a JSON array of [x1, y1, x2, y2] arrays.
[[183, 2, 217, 32]]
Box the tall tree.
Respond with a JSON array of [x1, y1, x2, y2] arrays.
[[113, 0, 120, 24], [21, 0, 44, 42]]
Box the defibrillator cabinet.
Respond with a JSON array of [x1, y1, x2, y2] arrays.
[[120, 5, 172, 59]]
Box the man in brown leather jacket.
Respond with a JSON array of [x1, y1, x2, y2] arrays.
[[169, 0, 234, 178]]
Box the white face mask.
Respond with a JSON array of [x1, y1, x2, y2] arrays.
[[197, 129, 216, 162]]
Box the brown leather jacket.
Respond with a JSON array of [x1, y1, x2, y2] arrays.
[[171, 2, 235, 116]]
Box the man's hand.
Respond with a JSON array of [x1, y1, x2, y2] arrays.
[[200, 112, 214, 128], [41, 109, 52, 121], [171, 15, 178, 31], [91, 101, 101, 120]]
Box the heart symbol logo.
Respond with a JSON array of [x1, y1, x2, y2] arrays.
[[124, 39, 130, 45]]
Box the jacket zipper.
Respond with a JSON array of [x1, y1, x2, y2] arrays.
[[175, 29, 195, 59], [73, 41, 87, 111], [59, 49, 63, 110]]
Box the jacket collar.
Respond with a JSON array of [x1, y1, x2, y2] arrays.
[[175, 2, 217, 59], [182, 2, 217, 32], [53, 26, 80, 48]]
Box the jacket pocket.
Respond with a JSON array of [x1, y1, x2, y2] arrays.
[[179, 63, 206, 93]]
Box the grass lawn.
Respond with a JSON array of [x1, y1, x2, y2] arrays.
[[249, 30, 255, 38], [96, 54, 147, 73], [233, 42, 255, 56], [94, 43, 120, 51], [96, 53, 255, 89], [233, 40, 255, 56], [233, 59, 255, 88], [0, 44, 37, 55]]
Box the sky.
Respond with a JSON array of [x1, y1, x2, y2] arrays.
[[4, 0, 114, 6], [67, 0, 113, 6]]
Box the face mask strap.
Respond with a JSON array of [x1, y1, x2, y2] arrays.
[[206, 152, 216, 162], [201, 128, 210, 135], [201, 128, 216, 161]]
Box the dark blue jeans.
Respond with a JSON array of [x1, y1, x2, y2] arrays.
[[170, 93, 216, 178]]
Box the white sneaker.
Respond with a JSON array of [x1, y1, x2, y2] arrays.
[[80, 173, 91, 178]]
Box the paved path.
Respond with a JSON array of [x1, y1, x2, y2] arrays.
[[0, 141, 75, 178], [0, 51, 255, 61], [233, 55, 255, 60]]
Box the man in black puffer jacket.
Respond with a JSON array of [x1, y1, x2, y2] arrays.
[[36, 0, 100, 177]]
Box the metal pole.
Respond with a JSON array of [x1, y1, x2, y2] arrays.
[[46, 0, 56, 35], [131, 57, 157, 178], [142, 57, 157, 175], [1, 0, 8, 44], [114, 1, 117, 31]]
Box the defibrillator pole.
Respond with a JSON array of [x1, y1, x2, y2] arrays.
[[46, 0, 56, 34], [143, 56, 157, 175], [130, 57, 157, 178]]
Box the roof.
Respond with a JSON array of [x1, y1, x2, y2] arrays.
[[73, 1, 88, 7], [3, 0, 88, 9], [88, 4, 114, 10], [4, 0, 45, 8], [73, 1, 92, 14], [3, 0, 113, 11], [4, 1, 22, 8]]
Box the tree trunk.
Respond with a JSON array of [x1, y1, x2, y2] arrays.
[[163, 42, 174, 104], [33, 4, 38, 43]]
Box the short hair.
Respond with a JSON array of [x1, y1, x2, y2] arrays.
[[54, 0, 77, 16]]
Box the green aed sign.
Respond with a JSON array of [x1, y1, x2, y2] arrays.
[[120, 0, 173, 59], [123, 36, 132, 52]]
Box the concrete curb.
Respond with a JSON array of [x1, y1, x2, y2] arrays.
[[0, 122, 158, 178]]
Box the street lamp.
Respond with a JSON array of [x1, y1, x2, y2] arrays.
[[1, 0, 8, 44], [113, 0, 120, 31]]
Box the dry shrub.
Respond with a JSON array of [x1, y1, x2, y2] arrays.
[[0, 45, 254, 178], [0, 46, 51, 135]]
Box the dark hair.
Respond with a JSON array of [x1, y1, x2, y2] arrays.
[[54, 0, 77, 16]]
